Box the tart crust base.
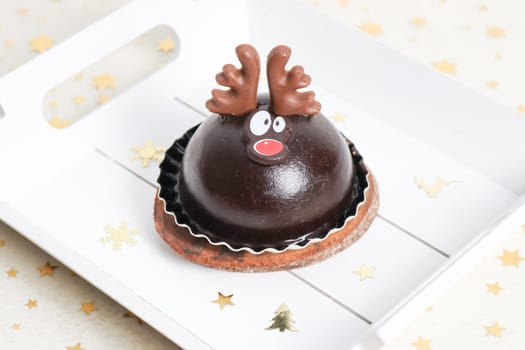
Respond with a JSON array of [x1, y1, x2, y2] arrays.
[[153, 170, 379, 272]]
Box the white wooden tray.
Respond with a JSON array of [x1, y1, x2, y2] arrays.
[[0, 1, 519, 349]]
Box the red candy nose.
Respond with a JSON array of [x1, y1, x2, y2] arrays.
[[254, 139, 284, 156]]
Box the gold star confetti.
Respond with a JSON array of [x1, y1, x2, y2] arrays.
[[30, 35, 54, 53], [353, 264, 376, 281], [498, 249, 524, 267], [359, 22, 382, 36], [49, 100, 59, 108], [79, 300, 97, 315], [266, 303, 298, 332], [7, 268, 18, 278], [211, 292, 235, 310], [432, 60, 457, 74], [411, 17, 427, 27], [17, 8, 31, 15], [92, 73, 116, 90], [516, 105, 525, 113], [38, 261, 58, 277], [130, 140, 166, 167], [11, 323, 21, 331], [479, 4, 488, 11], [485, 322, 506, 337], [414, 176, 461, 198], [48, 116, 70, 129], [412, 336, 432, 350], [4, 39, 13, 47], [100, 222, 140, 250], [338, 0, 351, 4], [331, 113, 348, 123], [425, 305, 433, 312], [74, 73, 84, 81], [486, 282, 503, 295], [66, 342, 85, 350], [0, 239, 5, 247], [97, 95, 111, 105], [485, 80, 499, 89], [25, 299, 38, 309], [124, 310, 144, 325], [486, 26, 505, 38], [494, 52, 502, 60], [158, 38, 175, 53], [73, 95, 86, 105]]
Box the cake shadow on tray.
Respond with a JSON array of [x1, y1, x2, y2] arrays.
[[154, 44, 379, 272]]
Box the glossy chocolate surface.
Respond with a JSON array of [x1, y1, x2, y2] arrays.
[[166, 101, 358, 250]]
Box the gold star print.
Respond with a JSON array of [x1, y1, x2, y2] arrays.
[[124, 310, 144, 325], [38, 261, 58, 276], [486, 26, 505, 38], [486, 282, 503, 295], [498, 249, 524, 267], [92, 73, 116, 90], [48, 116, 70, 129], [0, 239, 5, 247], [97, 95, 111, 105], [25, 299, 38, 309], [30, 35, 54, 53], [100, 222, 140, 250], [73, 95, 86, 105], [79, 300, 97, 315], [66, 342, 85, 350], [485, 322, 506, 337], [517, 105, 525, 113], [432, 60, 457, 74], [211, 292, 235, 310], [130, 140, 166, 167], [10, 323, 21, 331], [331, 113, 348, 123], [412, 336, 432, 350], [158, 38, 175, 53], [359, 22, 382, 36], [353, 264, 376, 281], [410, 17, 427, 28], [7, 268, 18, 277], [49, 100, 59, 108]]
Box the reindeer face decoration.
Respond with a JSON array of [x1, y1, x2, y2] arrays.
[[206, 44, 321, 165]]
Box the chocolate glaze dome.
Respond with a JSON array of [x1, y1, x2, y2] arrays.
[[157, 44, 370, 254]]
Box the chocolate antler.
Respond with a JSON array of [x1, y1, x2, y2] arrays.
[[267, 45, 321, 116], [206, 44, 260, 116]]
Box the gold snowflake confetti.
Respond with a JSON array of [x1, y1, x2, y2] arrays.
[[30, 35, 54, 53], [414, 176, 461, 198], [432, 60, 457, 74], [79, 300, 97, 315], [485, 322, 506, 337], [486, 26, 505, 38], [359, 21, 382, 36], [353, 264, 376, 281], [211, 292, 235, 310], [92, 73, 116, 90], [100, 222, 140, 250], [158, 38, 175, 53], [130, 140, 166, 167], [412, 336, 432, 350]]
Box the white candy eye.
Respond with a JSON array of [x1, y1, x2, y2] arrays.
[[249, 110, 272, 136], [272, 116, 286, 133]]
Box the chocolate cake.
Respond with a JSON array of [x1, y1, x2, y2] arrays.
[[154, 44, 379, 271]]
